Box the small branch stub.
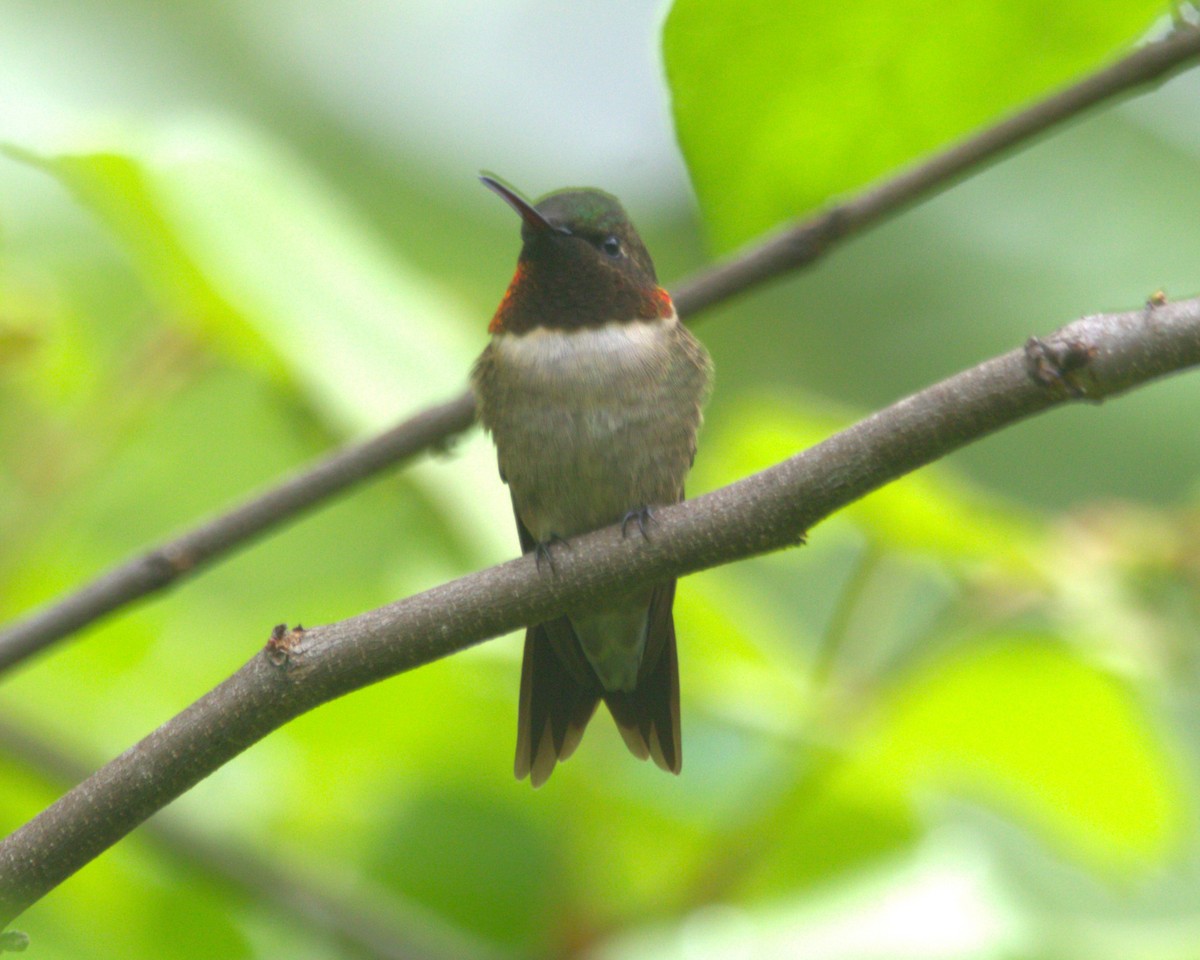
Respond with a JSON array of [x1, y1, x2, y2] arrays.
[[265, 623, 305, 668], [1024, 334, 1099, 400]]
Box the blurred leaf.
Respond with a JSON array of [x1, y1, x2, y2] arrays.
[[604, 837, 1027, 960], [696, 393, 1041, 569], [663, 0, 1162, 249], [368, 787, 562, 949], [3, 147, 279, 375], [679, 573, 812, 736], [746, 747, 921, 896], [746, 639, 1184, 897], [852, 638, 1185, 870], [139, 869, 253, 960], [4, 124, 475, 427]]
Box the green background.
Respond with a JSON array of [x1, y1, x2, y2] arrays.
[[2, 1, 1200, 957]]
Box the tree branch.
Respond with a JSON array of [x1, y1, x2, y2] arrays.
[[0, 715, 505, 960], [3, 294, 1199, 925], [2, 24, 1196, 673]]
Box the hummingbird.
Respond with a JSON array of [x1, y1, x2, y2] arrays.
[[472, 176, 712, 787]]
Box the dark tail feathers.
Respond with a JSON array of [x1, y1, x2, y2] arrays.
[[514, 581, 680, 787]]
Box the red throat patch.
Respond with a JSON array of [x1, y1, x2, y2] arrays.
[[488, 269, 671, 334], [641, 287, 675, 320], [488, 264, 528, 334]]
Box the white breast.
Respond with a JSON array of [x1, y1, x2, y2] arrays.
[[491, 316, 676, 399], [475, 313, 708, 544]]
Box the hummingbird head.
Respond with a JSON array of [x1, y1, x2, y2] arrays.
[[482, 176, 673, 335]]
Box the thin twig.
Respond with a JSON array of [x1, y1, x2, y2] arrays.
[[3, 295, 1199, 924], [671, 24, 1200, 316], [0, 395, 476, 674], [2, 26, 1196, 673]]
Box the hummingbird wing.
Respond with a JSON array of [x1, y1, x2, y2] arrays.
[[511, 504, 602, 787], [602, 578, 682, 775]]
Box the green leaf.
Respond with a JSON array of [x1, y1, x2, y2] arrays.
[[663, 0, 1163, 250], [696, 393, 1040, 569], [850, 638, 1185, 870], [742, 747, 922, 895], [746, 638, 1184, 895], [367, 787, 562, 948], [5, 125, 475, 427], [4, 146, 280, 375]]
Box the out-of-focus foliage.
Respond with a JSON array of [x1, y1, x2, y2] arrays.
[[2, 2, 1200, 959], [702, 395, 1042, 568], [7, 130, 475, 422], [664, 0, 1167, 250]]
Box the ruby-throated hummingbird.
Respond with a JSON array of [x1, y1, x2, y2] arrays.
[[472, 176, 712, 787]]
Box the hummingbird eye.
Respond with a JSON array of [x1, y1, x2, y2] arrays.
[[601, 236, 623, 258]]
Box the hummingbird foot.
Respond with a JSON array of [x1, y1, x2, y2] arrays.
[[534, 534, 571, 574], [621, 506, 656, 540]]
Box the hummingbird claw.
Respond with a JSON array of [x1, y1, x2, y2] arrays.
[[621, 506, 656, 540], [534, 534, 571, 574]]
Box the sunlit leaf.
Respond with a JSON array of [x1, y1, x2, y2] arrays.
[[663, 0, 1163, 249], [696, 393, 1040, 569], [5, 125, 475, 426], [851, 638, 1185, 869], [745, 638, 1183, 898]]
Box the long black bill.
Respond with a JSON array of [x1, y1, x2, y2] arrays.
[[480, 175, 562, 234]]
